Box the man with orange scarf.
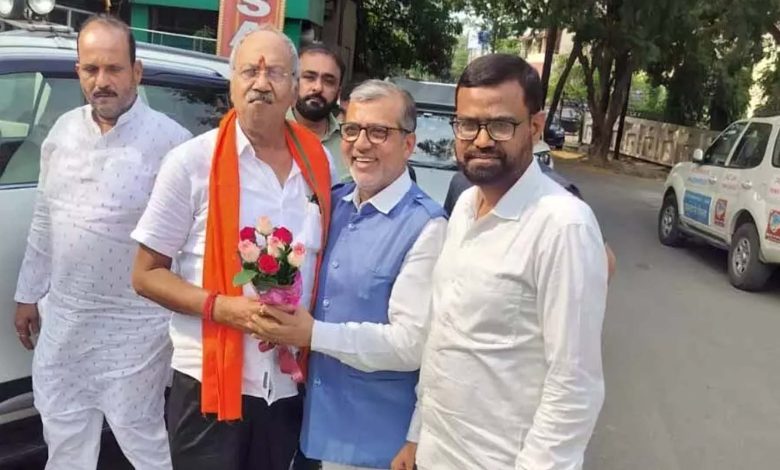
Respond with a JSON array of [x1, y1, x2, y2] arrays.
[[130, 26, 333, 470]]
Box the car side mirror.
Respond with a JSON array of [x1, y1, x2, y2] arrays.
[[692, 148, 704, 163]]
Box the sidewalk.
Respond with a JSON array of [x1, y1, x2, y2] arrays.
[[551, 148, 670, 180]]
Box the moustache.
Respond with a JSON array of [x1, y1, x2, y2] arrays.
[[464, 149, 505, 161], [247, 90, 274, 104], [92, 89, 117, 99], [303, 94, 326, 106]]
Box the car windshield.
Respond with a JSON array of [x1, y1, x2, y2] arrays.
[[412, 111, 455, 167], [0, 71, 228, 186]]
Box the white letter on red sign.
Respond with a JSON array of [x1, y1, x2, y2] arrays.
[[237, 0, 271, 17]]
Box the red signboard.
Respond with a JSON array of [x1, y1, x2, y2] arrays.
[[216, 0, 287, 58]]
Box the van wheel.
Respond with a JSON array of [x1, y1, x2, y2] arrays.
[[728, 223, 774, 291], [658, 194, 684, 247]]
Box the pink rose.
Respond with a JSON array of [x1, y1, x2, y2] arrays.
[[287, 243, 306, 268], [238, 240, 261, 263], [256, 216, 274, 236], [266, 236, 284, 257], [292, 242, 305, 256], [258, 254, 280, 275]]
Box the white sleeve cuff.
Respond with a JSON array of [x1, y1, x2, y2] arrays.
[[311, 320, 342, 353], [130, 228, 180, 259], [406, 406, 422, 443]]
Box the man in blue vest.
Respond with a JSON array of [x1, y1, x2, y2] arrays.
[[254, 79, 447, 470]]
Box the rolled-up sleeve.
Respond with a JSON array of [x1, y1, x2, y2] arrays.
[[131, 148, 194, 257], [311, 217, 446, 373], [515, 222, 607, 470]]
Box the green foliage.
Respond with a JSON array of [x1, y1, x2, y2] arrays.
[[755, 45, 780, 117], [547, 54, 587, 104], [354, 0, 462, 80]]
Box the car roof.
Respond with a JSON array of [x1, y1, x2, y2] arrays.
[[0, 30, 230, 80], [749, 116, 780, 124], [391, 77, 455, 115]]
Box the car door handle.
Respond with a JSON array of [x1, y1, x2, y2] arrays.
[[741, 181, 752, 190], [709, 176, 718, 184]]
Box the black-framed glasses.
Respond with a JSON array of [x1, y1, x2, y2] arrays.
[[340, 122, 412, 144], [450, 118, 524, 142]]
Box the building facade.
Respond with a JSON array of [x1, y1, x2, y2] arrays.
[[126, 0, 356, 79]]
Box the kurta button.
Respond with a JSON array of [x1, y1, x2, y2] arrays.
[[323, 299, 331, 308], [314, 378, 322, 386], [331, 261, 339, 269], [348, 223, 356, 230]]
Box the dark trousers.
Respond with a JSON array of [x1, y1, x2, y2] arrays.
[[167, 370, 303, 470]]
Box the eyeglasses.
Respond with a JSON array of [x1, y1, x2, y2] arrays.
[[340, 123, 412, 144], [450, 118, 524, 142], [238, 65, 292, 84]]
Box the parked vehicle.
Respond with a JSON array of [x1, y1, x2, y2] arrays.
[[0, 27, 229, 465], [658, 117, 780, 291], [391, 77, 559, 171], [544, 116, 565, 149]]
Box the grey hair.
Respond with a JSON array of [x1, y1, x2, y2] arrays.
[[349, 79, 417, 132], [228, 24, 299, 81]]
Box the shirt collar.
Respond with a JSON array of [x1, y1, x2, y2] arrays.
[[463, 159, 543, 221], [236, 120, 302, 178], [343, 169, 413, 215], [84, 95, 145, 133], [287, 107, 341, 142]]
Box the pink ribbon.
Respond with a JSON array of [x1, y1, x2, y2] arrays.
[[256, 273, 304, 383]]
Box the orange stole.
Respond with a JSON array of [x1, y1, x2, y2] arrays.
[[201, 109, 332, 421]]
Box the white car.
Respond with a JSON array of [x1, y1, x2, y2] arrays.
[[658, 117, 780, 291], [0, 27, 229, 464]]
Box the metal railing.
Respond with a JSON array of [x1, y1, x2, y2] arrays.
[[50, 4, 91, 30], [129, 26, 217, 54], [47, 4, 216, 54]]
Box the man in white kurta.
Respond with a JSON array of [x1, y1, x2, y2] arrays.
[[13, 16, 191, 470], [402, 54, 607, 470]]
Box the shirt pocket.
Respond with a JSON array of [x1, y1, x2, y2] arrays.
[[445, 273, 535, 345], [357, 266, 395, 301], [300, 201, 323, 254]]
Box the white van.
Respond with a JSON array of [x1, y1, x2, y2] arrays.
[[658, 117, 780, 290]]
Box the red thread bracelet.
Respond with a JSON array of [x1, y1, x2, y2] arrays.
[[203, 292, 218, 322]]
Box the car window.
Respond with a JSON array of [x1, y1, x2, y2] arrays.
[[727, 122, 772, 169], [0, 72, 228, 187], [413, 112, 455, 165], [773, 131, 780, 168], [0, 73, 84, 186], [703, 121, 746, 166], [139, 84, 228, 136]]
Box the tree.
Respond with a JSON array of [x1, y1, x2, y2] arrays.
[[755, 43, 780, 117], [450, 0, 530, 52], [546, 38, 583, 130], [353, 0, 462, 80]]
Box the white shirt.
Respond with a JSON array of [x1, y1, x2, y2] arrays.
[[311, 170, 447, 372], [15, 98, 192, 421], [131, 122, 329, 404], [412, 160, 608, 470]]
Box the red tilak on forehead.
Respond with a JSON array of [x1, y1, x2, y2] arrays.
[[256, 56, 266, 68]]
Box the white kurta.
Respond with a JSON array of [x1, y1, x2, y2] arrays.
[[14, 98, 191, 467]]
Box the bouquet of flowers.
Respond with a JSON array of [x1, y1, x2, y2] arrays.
[[233, 216, 306, 383]]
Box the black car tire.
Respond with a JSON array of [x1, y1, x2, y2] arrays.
[[658, 194, 684, 247], [728, 223, 774, 291]]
